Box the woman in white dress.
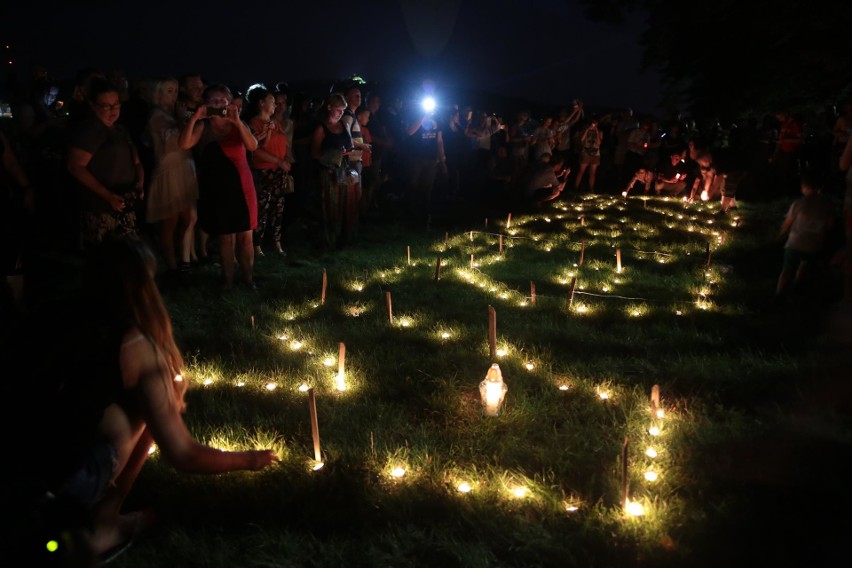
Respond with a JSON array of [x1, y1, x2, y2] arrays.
[[144, 77, 199, 276]]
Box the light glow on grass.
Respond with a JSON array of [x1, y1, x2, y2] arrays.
[[298, 383, 310, 392], [524, 362, 535, 371], [290, 340, 303, 351], [645, 447, 658, 458], [391, 467, 406, 478], [649, 426, 661, 436], [558, 384, 570, 391], [203, 378, 214, 386], [323, 357, 334, 367], [625, 500, 645, 516], [264, 383, 277, 391], [644, 471, 659, 482], [312, 461, 325, 471], [510, 486, 528, 498], [496, 348, 507, 357], [457, 482, 472, 493], [333, 373, 347, 392]]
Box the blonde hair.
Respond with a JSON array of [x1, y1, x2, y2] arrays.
[[85, 237, 187, 409], [151, 77, 179, 109]]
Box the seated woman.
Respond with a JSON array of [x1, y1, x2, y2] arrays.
[[9, 237, 278, 563]]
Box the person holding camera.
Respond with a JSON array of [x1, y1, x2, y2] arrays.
[[179, 84, 259, 290]]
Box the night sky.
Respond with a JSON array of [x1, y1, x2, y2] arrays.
[[2, 0, 661, 114]]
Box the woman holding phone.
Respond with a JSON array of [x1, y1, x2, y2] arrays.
[[179, 84, 259, 290]]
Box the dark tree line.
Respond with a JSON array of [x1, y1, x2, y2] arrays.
[[579, 0, 852, 120]]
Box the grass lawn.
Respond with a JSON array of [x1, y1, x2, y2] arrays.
[[28, 192, 852, 567]]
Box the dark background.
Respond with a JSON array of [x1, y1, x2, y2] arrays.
[[0, 0, 662, 115]]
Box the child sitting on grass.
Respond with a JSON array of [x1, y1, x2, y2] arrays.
[[775, 173, 836, 303]]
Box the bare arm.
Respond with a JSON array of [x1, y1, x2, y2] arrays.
[[179, 106, 206, 150], [123, 330, 277, 474]]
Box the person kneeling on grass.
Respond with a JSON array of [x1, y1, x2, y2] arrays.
[[520, 152, 569, 208], [7, 237, 278, 565], [775, 174, 836, 303]]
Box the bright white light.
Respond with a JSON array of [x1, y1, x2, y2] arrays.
[[625, 500, 645, 516], [644, 471, 659, 482], [558, 385, 569, 391], [496, 348, 507, 357], [599, 391, 610, 400], [649, 426, 661, 436], [174, 374, 183, 383], [323, 357, 334, 367], [421, 96, 436, 113], [203, 378, 213, 386], [524, 362, 534, 371], [457, 482, 472, 493], [511, 486, 527, 498], [441, 332, 450, 339], [265, 383, 277, 391], [312, 461, 324, 471], [645, 447, 658, 458], [291, 340, 303, 350], [391, 467, 406, 478], [298, 383, 310, 392]]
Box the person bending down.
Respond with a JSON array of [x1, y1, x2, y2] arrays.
[[9, 237, 278, 564]]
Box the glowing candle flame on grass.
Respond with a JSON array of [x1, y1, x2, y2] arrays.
[[645, 447, 658, 458], [649, 426, 661, 436], [598, 391, 610, 400], [440, 331, 450, 339], [496, 348, 507, 357], [480, 363, 508, 416], [625, 500, 645, 516], [391, 467, 406, 478], [644, 471, 659, 482], [203, 378, 213, 386], [265, 383, 277, 391], [558, 384, 569, 391], [511, 486, 528, 498], [298, 383, 310, 392], [323, 357, 334, 367], [524, 362, 534, 371], [457, 482, 472, 493]]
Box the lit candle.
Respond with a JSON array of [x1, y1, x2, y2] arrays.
[[479, 363, 508, 416]]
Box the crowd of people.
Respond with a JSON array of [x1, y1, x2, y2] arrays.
[[2, 65, 851, 294], [1, 61, 851, 564]]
